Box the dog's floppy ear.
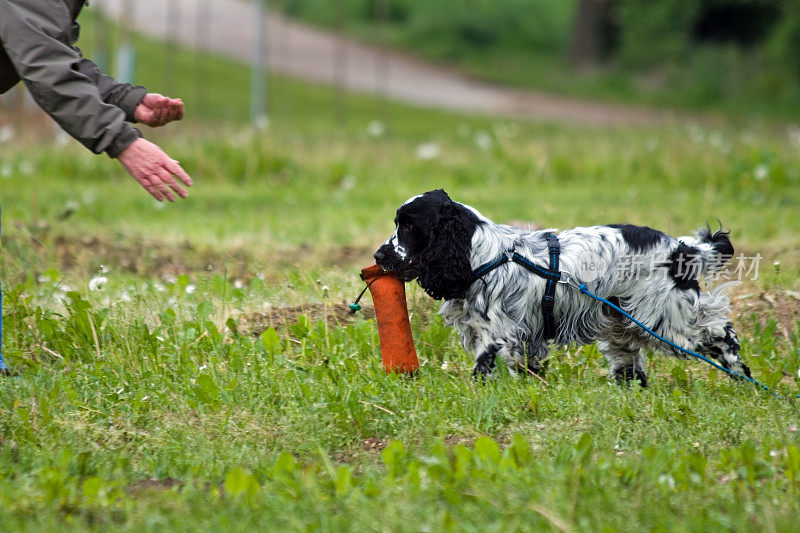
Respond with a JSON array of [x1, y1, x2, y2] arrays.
[[417, 200, 476, 300]]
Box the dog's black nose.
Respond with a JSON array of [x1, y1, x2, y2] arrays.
[[374, 249, 385, 262]]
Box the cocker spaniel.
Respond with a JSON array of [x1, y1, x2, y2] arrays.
[[373, 189, 751, 385]]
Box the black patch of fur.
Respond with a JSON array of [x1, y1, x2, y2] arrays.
[[613, 365, 648, 387], [668, 243, 701, 292], [652, 316, 664, 333], [416, 191, 481, 300], [724, 323, 751, 378], [603, 296, 626, 320], [524, 348, 548, 377], [607, 224, 666, 253], [473, 343, 499, 378], [698, 224, 734, 260]]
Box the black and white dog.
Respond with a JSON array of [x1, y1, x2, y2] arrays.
[[374, 189, 751, 385]]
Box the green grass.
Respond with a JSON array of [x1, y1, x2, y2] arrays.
[[270, 0, 800, 120], [2, 15, 800, 532]]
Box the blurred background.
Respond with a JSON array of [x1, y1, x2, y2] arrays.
[[1, 0, 799, 293], [3, 0, 799, 134]]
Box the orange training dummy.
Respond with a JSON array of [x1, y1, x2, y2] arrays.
[[360, 265, 419, 374]]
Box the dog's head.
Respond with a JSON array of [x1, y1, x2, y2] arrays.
[[374, 189, 481, 300]]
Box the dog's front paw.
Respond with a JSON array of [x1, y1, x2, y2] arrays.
[[612, 366, 648, 388], [472, 364, 493, 382]]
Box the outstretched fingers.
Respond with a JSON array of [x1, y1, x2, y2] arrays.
[[165, 159, 193, 188], [119, 138, 193, 202], [136, 174, 164, 202], [153, 167, 177, 202], [158, 164, 188, 199]]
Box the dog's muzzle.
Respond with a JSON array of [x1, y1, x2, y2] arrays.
[[374, 245, 418, 281]]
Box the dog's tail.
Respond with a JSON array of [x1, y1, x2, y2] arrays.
[[676, 223, 734, 279]]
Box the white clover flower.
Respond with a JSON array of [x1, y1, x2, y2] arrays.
[[415, 142, 440, 160], [254, 114, 270, 131], [340, 174, 356, 191], [82, 190, 96, 204], [474, 131, 492, 151], [658, 474, 675, 489], [185, 284, 196, 294], [787, 124, 800, 147], [0, 125, 16, 144], [687, 125, 704, 144], [441, 361, 449, 370], [54, 130, 70, 146], [366, 120, 385, 138], [19, 160, 33, 175], [88, 276, 108, 291], [754, 164, 769, 181]]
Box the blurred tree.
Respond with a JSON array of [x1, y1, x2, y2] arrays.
[[569, 0, 617, 67]]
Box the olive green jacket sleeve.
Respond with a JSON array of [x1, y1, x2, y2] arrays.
[[0, 0, 145, 157]]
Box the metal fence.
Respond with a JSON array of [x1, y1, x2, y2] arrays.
[[0, 0, 393, 141]]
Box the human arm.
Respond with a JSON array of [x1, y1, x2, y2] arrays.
[[72, 48, 147, 122], [74, 51, 184, 127], [0, 0, 139, 156]]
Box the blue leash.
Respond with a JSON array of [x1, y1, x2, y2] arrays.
[[571, 281, 798, 400]]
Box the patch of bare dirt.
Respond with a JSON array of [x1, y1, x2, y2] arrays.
[[239, 303, 375, 336], [332, 438, 390, 465], [54, 234, 257, 279], [326, 245, 374, 267], [729, 286, 800, 338], [7, 227, 373, 283], [443, 433, 513, 449], [443, 434, 476, 448], [128, 477, 183, 494], [362, 437, 389, 453]]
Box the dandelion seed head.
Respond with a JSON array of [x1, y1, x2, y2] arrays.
[[89, 276, 108, 291]]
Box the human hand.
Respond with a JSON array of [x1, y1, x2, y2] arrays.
[[118, 138, 193, 202], [134, 93, 184, 127]]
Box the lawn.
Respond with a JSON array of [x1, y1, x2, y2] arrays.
[[1, 16, 800, 532]]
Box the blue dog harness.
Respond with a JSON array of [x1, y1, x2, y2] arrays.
[[470, 233, 561, 340]]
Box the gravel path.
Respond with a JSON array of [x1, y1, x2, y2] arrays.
[[98, 0, 672, 125]]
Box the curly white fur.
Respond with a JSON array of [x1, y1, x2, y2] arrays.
[[374, 190, 751, 385]]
